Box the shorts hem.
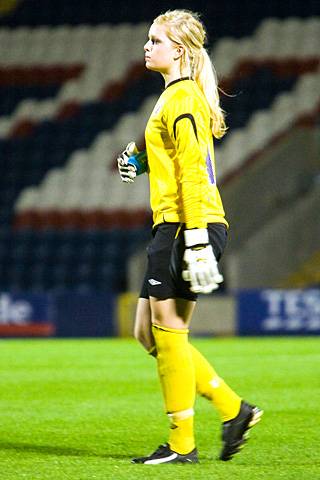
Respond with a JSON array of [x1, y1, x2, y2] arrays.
[[139, 293, 197, 302]]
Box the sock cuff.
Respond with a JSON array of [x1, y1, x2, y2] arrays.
[[152, 324, 189, 335], [168, 408, 194, 421]]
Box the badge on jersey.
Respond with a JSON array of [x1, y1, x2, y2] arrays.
[[152, 100, 164, 117], [206, 148, 215, 184]]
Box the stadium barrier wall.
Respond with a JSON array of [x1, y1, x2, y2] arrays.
[[0, 292, 54, 337], [237, 288, 320, 335], [0, 291, 115, 337], [117, 292, 237, 337], [1, 289, 319, 338]]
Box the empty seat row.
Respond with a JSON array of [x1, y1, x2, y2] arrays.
[[212, 17, 320, 78], [0, 226, 150, 245], [0, 226, 150, 291], [0, 24, 148, 65]]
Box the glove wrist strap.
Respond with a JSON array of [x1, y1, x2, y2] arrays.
[[184, 228, 209, 247], [128, 151, 148, 175]]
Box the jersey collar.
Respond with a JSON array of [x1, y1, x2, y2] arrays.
[[165, 77, 193, 89]]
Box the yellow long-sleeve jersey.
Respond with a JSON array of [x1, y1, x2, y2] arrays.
[[145, 78, 228, 229]]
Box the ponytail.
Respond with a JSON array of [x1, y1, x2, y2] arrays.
[[194, 48, 227, 139]]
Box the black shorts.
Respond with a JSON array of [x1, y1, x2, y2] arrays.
[[140, 222, 227, 301]]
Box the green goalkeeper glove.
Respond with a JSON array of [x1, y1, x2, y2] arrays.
[[117, 142, 148, 183]]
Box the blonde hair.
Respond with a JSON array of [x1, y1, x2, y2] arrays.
[[153, 9, 227, 139]]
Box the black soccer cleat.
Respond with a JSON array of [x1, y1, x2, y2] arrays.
[[131, 443, 198, 465], [219, 401, 263, 461]]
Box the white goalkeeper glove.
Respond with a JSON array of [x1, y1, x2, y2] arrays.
[[117, 142, 138, 183], [182, 228, 224, 294]]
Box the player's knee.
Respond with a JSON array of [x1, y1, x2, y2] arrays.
[[152, 313, 186, 330]]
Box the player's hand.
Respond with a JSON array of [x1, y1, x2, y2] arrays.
[[182, 228, 224, 294], [117, 142, 138, 183]]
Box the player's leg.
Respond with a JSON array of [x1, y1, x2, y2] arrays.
[[150, 297, 196, 456], [176, 298, 241, 422], [134, 296, 241, 421], [133, 297, 155, 353], [175, 300, 263, 462], [190, 344, 241, 421], [132, 296, 198, 464], [177, 297, 263, 461]]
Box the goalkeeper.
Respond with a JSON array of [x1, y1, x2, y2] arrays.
[[117, 9, 262, 465]]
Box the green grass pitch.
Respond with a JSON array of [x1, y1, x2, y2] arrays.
[[0, 337, 319, 480]]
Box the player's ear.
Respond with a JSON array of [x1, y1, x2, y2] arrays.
[[174, 45, 184, 60]]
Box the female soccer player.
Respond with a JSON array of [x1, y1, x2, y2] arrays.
[[117, 9, 262, 464]]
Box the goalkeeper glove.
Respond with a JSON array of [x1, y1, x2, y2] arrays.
[[182, 228, 224, 294], [117, 142, 148, 183]]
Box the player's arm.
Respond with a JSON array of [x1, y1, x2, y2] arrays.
[[168, 97, 223, 293], [117, 142, 148, 183], [168, 96, 206, 228]]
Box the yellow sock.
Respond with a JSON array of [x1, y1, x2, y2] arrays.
[[152, 324, 196, 454], [190, 344, 241, 422], [168, 409, 194, 455]]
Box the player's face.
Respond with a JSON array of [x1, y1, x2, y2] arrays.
[[144, 23, 181, 74]]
